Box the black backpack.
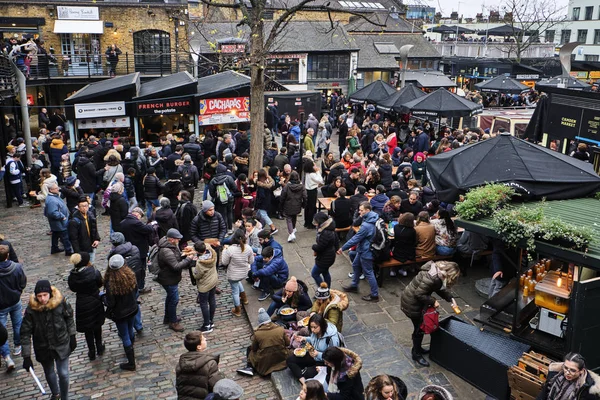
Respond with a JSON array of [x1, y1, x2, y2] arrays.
[[370, 218, 391, 262], [181, 165, 194, 188]]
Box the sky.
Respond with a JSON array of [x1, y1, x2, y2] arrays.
[[420, 0, 570, 18]]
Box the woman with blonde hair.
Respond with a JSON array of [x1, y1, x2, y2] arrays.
[[365, 374, 408, 400], [34, 168, 58, 202], [400, 260, 460, 367]]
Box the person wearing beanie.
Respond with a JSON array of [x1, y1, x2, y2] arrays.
[[236, 307, 290, 377], [177, 153, 200, 202], [68, 197, 100, 260], [21, 280, 76, 399], [202, 155, 219, 201], [310, 283, 349, 333], [108, 181, 129, 233], [67, 252, 105, 360], [175, 190, 198, 250], [190, 200, 227, 262], [176, 331, 223, 399], [279, 170, 306, 243], [206, 378, 244, 400], [267, 276, 312, 317], [311, 212, 340, 288], [104, 254, 139, 370]]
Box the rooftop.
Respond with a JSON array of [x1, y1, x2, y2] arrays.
[[351, 33, 440, 69]]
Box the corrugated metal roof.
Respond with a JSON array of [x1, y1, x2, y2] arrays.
[[196, 70, 250, 98], [65, 73, 140, 103], [136, 71, 196, 99], [457, 198, 600, 269]]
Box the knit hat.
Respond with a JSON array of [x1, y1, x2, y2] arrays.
[[202, 200, 214, 213], [414, 152, 426, 161], [184, 155, 191, 162], [166, 228, 183, 239], [212, 379, 244, 399], [108, 254, 125, 270], [315, 282, 331, 300], [65, 176, 77, 186], [110, 232, 126, 245], [34, 280, 52, 295], [313, 212, 328, 227], [70, 252, 90, 269], [257, 308, 270, 326], [285, 276, 298, 292], [189, 134, 197, 143]]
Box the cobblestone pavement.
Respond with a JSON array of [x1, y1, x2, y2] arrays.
[[0, 194, 278, 400]]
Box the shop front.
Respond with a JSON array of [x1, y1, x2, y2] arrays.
[[198, 96, 250, 130]]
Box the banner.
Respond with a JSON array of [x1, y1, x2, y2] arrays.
[[75, 101, 125, 119], [77, 117, 130, 130], [199, 97, 250, 116], [199, 112, 250, 126], [137, 98, 193, 116], [57, 6, 100, 20]]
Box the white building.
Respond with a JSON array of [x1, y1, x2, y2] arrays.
[[562, 0, 600, 61]]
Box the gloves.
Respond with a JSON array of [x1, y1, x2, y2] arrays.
[[23, 357, 33, 371], [70, 335, 77, 352]]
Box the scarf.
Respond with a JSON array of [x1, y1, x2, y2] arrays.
[[547, 372, 582, 400]]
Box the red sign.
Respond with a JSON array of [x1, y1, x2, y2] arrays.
[[220, 44, 246, 53], [136, 98, 193, 116], [199, 97, 250, 116]]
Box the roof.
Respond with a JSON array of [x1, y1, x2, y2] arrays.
[[345, 13, 413, 33], [244, 0, 401, 11], [196, 70, 251, 98], [456, 198, 600, 270], [135, 71, 197, 99], [351, 33, 440, 69], [401, 70, 456, 88], [65, 73, 140, 103]]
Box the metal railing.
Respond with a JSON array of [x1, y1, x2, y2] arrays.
[[432, 42, 555, 59], [18, 52, 193, 81], [0, 53, 17, 99]]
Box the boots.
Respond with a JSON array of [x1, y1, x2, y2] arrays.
[[120, 345, 136, 371], [97, 343, 106, 356], [231, 305, 242, 317], [239, 292, 249, 305], [411, 333, 430, 367]]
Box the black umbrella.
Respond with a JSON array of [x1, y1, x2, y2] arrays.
[[376, 84, 427, 112], [478, 24, 522, 36], [475, 75, 530, 94], [426, 133, 600, 203], [401, 87, 483, 117], [349, 80, 397, 104], [535, 75, 592, 91]]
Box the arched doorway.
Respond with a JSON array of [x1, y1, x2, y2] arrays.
[[133, 30, 171, 74]]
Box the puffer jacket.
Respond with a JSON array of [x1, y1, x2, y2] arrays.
[[331, 348, 364, 400], [75, 156, 98, 193], [109, 242, 142, 275], [153, 207, 179, 239], [0, 260, 26, 309], [252, 248, 288, 283], [191, 244, 218, 293], [190, 211, 227, 243], [341, 211, 378, 258], [280, 182, 306, 217], [418, 385, 454, 400], [176, 352, 223, 400], [104, 271, 138, 322], [312, 218, 339, 268], [143, 174, 161, 200], [162, 179, 184, 212], [156, 236, 195, 286], [378, 163, 394, 189], [67, 265, 105, 332], [44, 193, 69, 232], [248, 322, 290, 376], [108, 191, 128, 232], [175, 201, 198, 243], [306, 321, 340, 361], [20, 287, 76, 362], [370, 193, 389, 215], [255, 177, 274, 210], [401, 261, 453, 319], [49, 139, 68, 167], [222, 244, 254, 281], [310, 289, 348, 332]]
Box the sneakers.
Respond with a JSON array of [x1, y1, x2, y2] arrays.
[[139, 287, 152, 295], [13, 345, 21, 356], [287, 233, 296, 242], [258, 291, 271, 301], [18, 202, 30, 208], [4, 356, 15, 373], [271, 228, 279, 235], [389, 270, 397, 277], [398, 269, 408, 277], [361, 294, 380, 302], [236, 367, 254, 376], [342, 285, 359, 293], [169, 322, 185, 332], [200, 325, 214, 334], [348, 272, 365, 280]]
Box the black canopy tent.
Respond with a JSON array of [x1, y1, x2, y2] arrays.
[[535, 75, 592, 91], [401, 87, 483, 117], [475, 75, 530, 94], [426, 133, 600, 203], [376, 83, 426, 112], [428, 25, 475, 34], [477, 24, 522, 36], [349, 80, 397, 104]]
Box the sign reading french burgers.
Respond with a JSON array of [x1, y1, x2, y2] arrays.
[[198, 97, 250, 126], [137, 98, 193, 116]]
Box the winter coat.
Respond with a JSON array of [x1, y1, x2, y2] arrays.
[[252, 248, 288, 283], [312, 218, 340, 268], [0, 260, 26, 309], [401, 261, 453, 319], [416, 131, 430, 153], [306, 115, 319, 133], [104, 271, 138, 322], [20, 287, 76, 363], [280, 182, 307, 217], [271, 279, 312, 314], [76, 157, 98, 193], [183, 142, 202, 165], [68, 209, 100, 254], [418, 385, 454, 400], [222, 244, 254, 281], [191, 245, 218, 293], [109, 242, 143, 275], [176, 201, 198, 243], [330, 348, 365, 400], [67, 265, 104, 332], [177, 162, 200, 188], [103, 164, 123, 185], [124, 176, 135, 199], [537, 362, 600, 400], [108, 191, 128, 232], [341, 211, 378, 259], [412, 160, 427, 186], [176, 352, 223, 400], [156, 236, 195, 286], [143, 174, 161, 200], [310, 290, 348, 332], [306, 322, 340, 361], [44, 192, 69, 232], [120, 214, 154, 259], [303, 135, 316, 154], [248, 322, 290, 376], [162, 180, 184, 212], [378, 164, 394, 190], [370, 194, 389, 215], [392, 225, 416, 262], [330, 197, 352, 229], [290, 125, 301, 143], [273, 154, 289, 172], [190, 211, 227, 243], [60, 186, 84, 214], [415, 223, 436, 258], [255, 177, 274, 211], [153, 207, 179, 240], [208, 167, 238, 206], [49, 139, 68, 167]]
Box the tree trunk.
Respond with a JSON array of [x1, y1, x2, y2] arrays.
[[248, 17, 266, 173]]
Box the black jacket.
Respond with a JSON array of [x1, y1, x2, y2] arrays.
[[378, 164, 394, 190], [163, 179, 184, 212], [190, 211, 226, 243], [0, 260, 26, 309], [399, 199, 423, 216], [342, 175, 359, 196], [176, 201, 198, 243], [312, 218, 340, 268], [392, 225, 416, 262], [109, 191, 129, 233], [60, 186, 84, 215], [68, 209, 100, 254], [76, 157, 98, 194], [120, 214, 154, 259], [143, 174, 162, 200], [280, 182, 307, 217], [208, 167, 238, 205], [109, 242, 143, 275], [330, 197, 353, 229], [183, 142, 202, 165], [153, 207, 179, 239], [166, 153, 182, 174], [156, 236, 194, 286], [104, 271, 138, 322], [349, 194, 368, 217], [67, 265, 105, 332], [176, 352, 222, 400]]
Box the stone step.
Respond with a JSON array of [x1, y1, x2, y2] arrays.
[[271, 369, 303, 400]]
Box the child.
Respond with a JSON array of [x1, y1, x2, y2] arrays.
[[60, 153, 72, 181], [191, 242, 218, 333], [175, 331, 223, 399]]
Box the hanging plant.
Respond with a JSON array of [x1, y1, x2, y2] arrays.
[[455, 183, 516, 220]]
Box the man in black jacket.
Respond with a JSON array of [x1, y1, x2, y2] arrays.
[[343, 168, 361, 196], [68, 197, 100, 260], [349, 185, 368, 218], [120, 207, 154, 294], [165, 145, 183, 179], [329, 187, 352, 229], [183, 135, 202, 167], [208, 164, 238, 232]]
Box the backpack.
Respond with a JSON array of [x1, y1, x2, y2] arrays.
[[216, 181, 231, 204], [370, 217, 391, 262], [147, 244, 160, 275], [325, 331, 346, 348], [181, 165, 194, 188]]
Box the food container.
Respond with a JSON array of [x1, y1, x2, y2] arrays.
[[534, 272, 570, 314], [294, 348, 307, 357]]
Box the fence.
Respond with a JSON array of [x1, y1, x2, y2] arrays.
[[0, 53, 17, 99]]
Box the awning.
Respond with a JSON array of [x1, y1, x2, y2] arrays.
[[53, 20, 104, 34]]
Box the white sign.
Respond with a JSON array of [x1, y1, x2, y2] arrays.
[[57, 6, 100, 21], [516, 74, 539, 80], [198, 113, 250, 126], [75, 101, 125, 119], [77, 116, 130, 130]]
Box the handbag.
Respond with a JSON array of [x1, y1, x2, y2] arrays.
[[273, 186, 282, 197], [420, 306, 439, 334]]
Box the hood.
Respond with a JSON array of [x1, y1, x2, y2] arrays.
[[0, 260, 18, 276], [50, 139, 65, 149], [318, 217, 336, 232], [112, 242, 134, 257], [323, 322, 338, 339], [211, 174, 229, 186], [287, 182, 304, 193], [392, 148, 402, 157], [371, 194, 388, 205], [363, 211, 379, 224], [418, 385, 453, 400], [109, 191, 123, 201], [215, 163, 228, 174], [78, 156, 91, 166], [308, 116, 318, 122], [327, 290, 349, 312], [155, 207, 174, 222], [196, 244, 217, 267], [178, 352, 220, 374], [257, 177, 274, 189], [379, 164, 392, 172], [272, 248, 284, 260], [339, 348, 363, 379], [28, 287, 63, 312]]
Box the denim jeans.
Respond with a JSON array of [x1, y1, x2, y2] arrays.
[[255, 209, 273, 227], [311, 265, 331, 288], [146, 199, 160, 220], [128, 197, 139, 213], [228, 279, 244, 307], [41, 356, 70, 400], [198, 287, 217, 327], [351, 254, 379, 297], [116, 317, 135, 347], [436, 245, 456, 256], [0, 302, 22, 357], [162, 284, 180, 323], [51, 230, 72, 253], [134, 291, 143, 332]]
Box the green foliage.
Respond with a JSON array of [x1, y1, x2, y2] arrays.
[[455, 183, 516, 220], [595, 192, 600, 200]]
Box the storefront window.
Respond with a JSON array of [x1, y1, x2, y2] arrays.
[[266, 57, 299, 81], [307, 54, 350, 80], [60, 33, 102, 75], [363, 71, 391, 85]]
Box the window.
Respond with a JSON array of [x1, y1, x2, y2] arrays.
[[263, 11, 274, 20], [545, 30, 555, 43], [572, 7, 580, 20], [266, 57, 299, 81], [595, 29, 600, 44], [60, 33, 102, 76], [307, 54, 350, 80], [561, 29, 571, 44], [585, 54, 599, 61], [586, 6, 594, 20], [133, 30, 171, 74], [578, 29, 588, 43]]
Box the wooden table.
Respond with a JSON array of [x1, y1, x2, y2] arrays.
[[317, 197, 335, 211]]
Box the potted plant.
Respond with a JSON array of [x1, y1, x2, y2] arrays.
[[455, 183, 516, 221]]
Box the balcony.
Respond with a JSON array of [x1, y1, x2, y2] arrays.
[[0, 53, 17, 99], [431, 42, 555, 59]]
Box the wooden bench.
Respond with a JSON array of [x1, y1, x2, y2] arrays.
[[375, 255, 452, 287], [335, 226, 351, 241]]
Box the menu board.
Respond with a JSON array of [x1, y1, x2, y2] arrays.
[[582, 109, 600, 139], [546, 95, 600, 143]]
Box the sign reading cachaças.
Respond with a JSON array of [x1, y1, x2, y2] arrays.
[[198, 97, 251, 125], [136, 98, 193, 116]]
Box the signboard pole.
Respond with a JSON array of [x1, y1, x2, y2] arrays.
[[134, 118, 140, 147], [194, 114, 199, 135], [67, 120, 76, 151]]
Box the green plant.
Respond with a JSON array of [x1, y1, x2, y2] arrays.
[[595, 192, 600, 200], [455, 183, 516, 220]]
